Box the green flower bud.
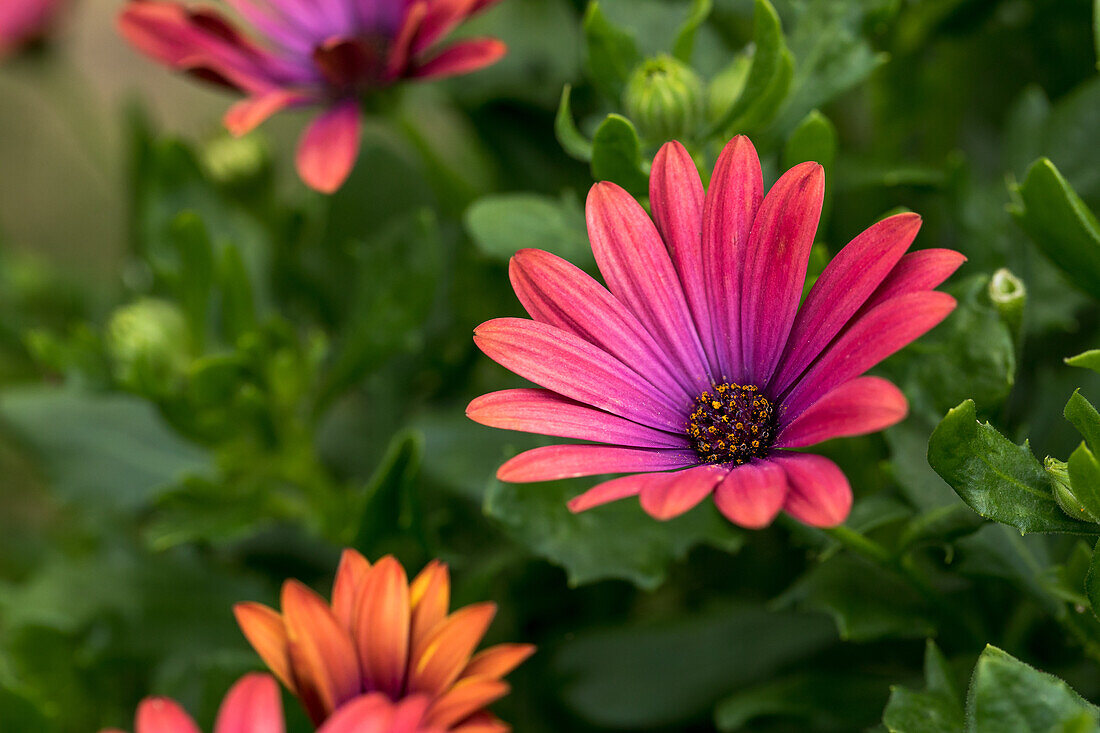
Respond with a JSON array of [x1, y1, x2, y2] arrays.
[[1047, 457, 1100, 523], [200, 134, 270, 188], [988, 267, 1026, 338], [106, 298, 190, 393], [623, 55, 705, 144]]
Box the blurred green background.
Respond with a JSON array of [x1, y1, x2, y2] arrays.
[[4, 0, 1100, 731]]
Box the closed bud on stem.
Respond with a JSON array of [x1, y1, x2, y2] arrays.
[[623, 54, 705, 144], [106, 298, 190, 394], [989, 267, 1026, 339], [1047, 456, 1100, 523], [201, 133, 270, 189]]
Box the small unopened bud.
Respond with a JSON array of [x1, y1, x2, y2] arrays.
[[623, 55, 705, 143], [200, 134, 270, 188], [1047, 457, 1099, 523], [989, 268, 1026, 338], [106, 298, 190, 393]]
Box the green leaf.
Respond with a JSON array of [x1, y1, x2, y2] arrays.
[[1068, 390, 1100, 455], [590, 114, 649, 195], [716, 671, 891, 732], [777, 554, 935, 641], [729, 47, 794, 134], [485, 477, 743, 590], [1095, 0, 1100, 70], [0, 387, 210, 512], [318, 209, 443, 407], [928, 400, 1092, 534], [218, 243, 257, 344], [1068, 349, 1100, 375], [352, 430, 425, 554], [556, 602, 835, 728], [582, 1, 641, 101], [464, 192, 593, 268], [709, 0, 785, 135], [1011, 158, 1100, 300], [966, 646, 1100, 732], [554, 85, 593, 162], [1067, 443, 1100, 524], [783, 110, 838, 171], [883, 640, 965, 733], [1087, 539, 1100, 621], [671, 0, 712, 63], [168, 212, 214, 346]]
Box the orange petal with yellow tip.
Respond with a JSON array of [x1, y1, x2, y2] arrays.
[[281, 580, 362, 724], [332, 549, 371, 631], [234, 602, 296, 694], [408, 602, 497, 696], [409, 560, 450, 644], [460, 644, 534, 681], [423, 677, 509, 729], [451, 711, 509, 733], [355, 555, 411, 698]]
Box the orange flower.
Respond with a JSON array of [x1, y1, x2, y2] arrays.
[[234, 551, 533, 732]]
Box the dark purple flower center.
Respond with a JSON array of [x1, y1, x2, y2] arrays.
[[687, 383, 777, 465]]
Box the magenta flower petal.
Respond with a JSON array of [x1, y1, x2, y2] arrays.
[[223, 0, 317, 53], [467, 389, 688, 449], [296, 100, 362, 194], [474, 318, 685, 431], [712, 461, 788, 529], [740, 162, 825, 385], [225, 88, 309, 137], [567, 472, 667, 513], [586, 183, 712, 391], [650, 142, 718, 374], [509, 249, 690, 402], [639, 464, 727, 520], [782, 291, 956, 417], [701, 136, 763, 380], [771, 213, 921, 393], [136, 698, 202, 733], [498, 445, 695, 483], [411, 0, 481, 54], [773, 453, 852, 527], [776, 377, 907, 448], [214, 674, 285, 733], [411, 38, 507, 80], [860, 248, 968, 315]]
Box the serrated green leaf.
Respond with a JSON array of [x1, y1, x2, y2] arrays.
[[671, 0, 712, 63], [1012, 158, 1100, 300], [352, 430, 425, 554], [928, 400, 1094, 534], [583, 1, 641, 100], [966, 646, 1100, 732], [554, 85, 593, 162], [590, 114, 650, 195], [485, 477, 743, 590], [1068, 390, 1100, 455]]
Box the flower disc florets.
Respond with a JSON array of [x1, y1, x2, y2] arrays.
[[688, 383, 776, 465]]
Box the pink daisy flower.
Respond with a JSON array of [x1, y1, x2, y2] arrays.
[[117, 0, 507, 193], [468, 136, 964, 529], [0, 0, 66, 58]]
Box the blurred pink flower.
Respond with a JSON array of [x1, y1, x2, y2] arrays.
[[117, 0, 506, 193], [0, 0, 66, 58], [469, 136, 964, 529], [100, 673, 284, 733]]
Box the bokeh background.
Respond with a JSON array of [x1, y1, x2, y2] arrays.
[[4, 0, 1100, 731]]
